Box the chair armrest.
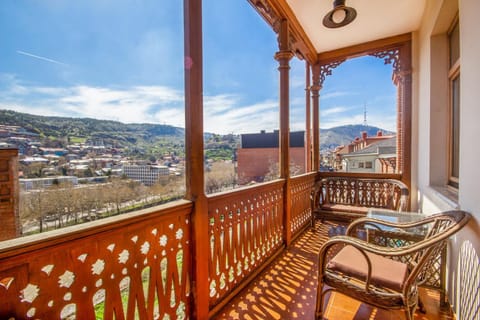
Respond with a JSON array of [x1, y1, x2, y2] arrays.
[[346, 216, 435, 237]]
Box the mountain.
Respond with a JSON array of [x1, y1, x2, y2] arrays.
[[320, 124, 394, 151], [0, 110, 391, 157], [0, 109, 184, 136], [0, 109, 240, 159], [0, 109, 184, 142]]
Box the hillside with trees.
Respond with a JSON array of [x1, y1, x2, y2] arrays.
[[1, 109, 392, 159], [1, 109, 242, 160]]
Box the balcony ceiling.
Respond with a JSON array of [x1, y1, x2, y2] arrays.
[[285, 0, 427, 54]]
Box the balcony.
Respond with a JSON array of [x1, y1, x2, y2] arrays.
[[1, 0, 480, 319], [0, 172, 458, 319]]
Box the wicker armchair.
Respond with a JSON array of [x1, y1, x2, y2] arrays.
[[315, 210, 471, 320]]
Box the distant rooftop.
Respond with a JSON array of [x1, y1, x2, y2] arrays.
[[241, 130, 304, 148]]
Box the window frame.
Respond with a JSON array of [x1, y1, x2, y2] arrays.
[[316, 34, 412, 189], [447, 16, 460, 189]]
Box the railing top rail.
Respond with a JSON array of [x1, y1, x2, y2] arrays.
[[318, 171, 402, 180], [207, 179, 285, 202], [0, 199, 193, 259], [290, 172, 317, 180]]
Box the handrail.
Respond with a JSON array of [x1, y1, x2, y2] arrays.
[[0, 199, 193, 259]]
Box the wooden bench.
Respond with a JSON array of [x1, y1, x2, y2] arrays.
[[311, 176, 409, 224]]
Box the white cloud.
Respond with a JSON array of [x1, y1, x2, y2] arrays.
[[1, 77, 395, 135], [320, 91, 353, 100], [204, 100, 279, 134], [321, 106, 351, 117], [320, 114, 365, 129], [0, 77, 283, 134], [0, 80, 185, 125]]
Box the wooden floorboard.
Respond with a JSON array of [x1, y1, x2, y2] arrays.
[[212, 221, 454, 320]]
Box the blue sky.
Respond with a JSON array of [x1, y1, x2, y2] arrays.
[[0, 1, 396, 134]]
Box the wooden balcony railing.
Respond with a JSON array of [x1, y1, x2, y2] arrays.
[[0, 200, 192, 320], [290, 173, 316, 238], [0, 170, 408, 319], [312, 172, 409, 221], [207, 180, 285, 310]]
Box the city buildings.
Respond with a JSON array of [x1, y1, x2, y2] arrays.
[[122, 164, 169, 186]]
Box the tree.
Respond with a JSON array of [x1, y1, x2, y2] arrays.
[[205, 161, 235, 194]]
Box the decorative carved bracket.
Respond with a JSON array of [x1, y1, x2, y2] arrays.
[[370, 49, 401, 73], [248, 0, 281, 33], [314, 60, 345, 88]]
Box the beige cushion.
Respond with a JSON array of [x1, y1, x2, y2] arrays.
[[320, 204, 369, 214], [327, 245, 408, 291]]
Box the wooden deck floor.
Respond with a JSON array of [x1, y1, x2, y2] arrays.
[[213, 221, 454, 320]]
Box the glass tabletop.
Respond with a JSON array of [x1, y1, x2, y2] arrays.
[[366, 209, 430, 236], [367, 209, 427, 223]]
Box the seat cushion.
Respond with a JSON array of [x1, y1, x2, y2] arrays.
[[327, 245, 408, 291], [320, 204, 369, 214]]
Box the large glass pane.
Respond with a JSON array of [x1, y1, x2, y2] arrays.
[[450, 76, 460, 183], [289, 58, 307, 177], [320, 56, 397, 174], [0, 1, 185, 237], [203, 0, 278, 192]]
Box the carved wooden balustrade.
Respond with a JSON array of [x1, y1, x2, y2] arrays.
[[290, 173, 316, 238], [0, 176, 318, 318], [207, 180, 285, 310], [0, 201, 192, 320], [312, 173, 409, 222]]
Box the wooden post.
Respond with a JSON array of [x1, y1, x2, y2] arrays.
[[184, 0, 209, 318], [0, 148, 20, 241], [311, 63, 321, 172], [305, 62, 312, 172], [275, 19, 294, 245]]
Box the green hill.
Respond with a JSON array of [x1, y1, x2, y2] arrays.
[[0, 109, 392, 158], [0, 109, 241, 160], [0, 109, 186, 156]]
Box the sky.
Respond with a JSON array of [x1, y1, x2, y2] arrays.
[[0, 0, 397, 134]]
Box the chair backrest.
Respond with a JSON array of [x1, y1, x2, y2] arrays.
[[404, 210, 471, 293]]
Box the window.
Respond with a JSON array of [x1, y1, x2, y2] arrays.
[[318, 40, 406, 178], [448, 18, 460, 188], [1, 1, 185, 238]]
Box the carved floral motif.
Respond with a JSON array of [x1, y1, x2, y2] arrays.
[[370, 49, 401, 73]]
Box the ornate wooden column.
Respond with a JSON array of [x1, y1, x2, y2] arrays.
[[311, 63, 321, 172], [370, 41, 412, 189], [0, 148, 20, 241], [312, 60, 345, 171], [394, 47, 412, 189], [275, 19, 294, 245], [305, 62, 312, 172], [184, 0, 209, 318]]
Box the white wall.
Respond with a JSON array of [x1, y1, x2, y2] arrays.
[[415, 0, 480, 318]]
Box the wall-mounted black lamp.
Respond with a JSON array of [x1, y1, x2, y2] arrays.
[[322, 0, 357, 28]]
